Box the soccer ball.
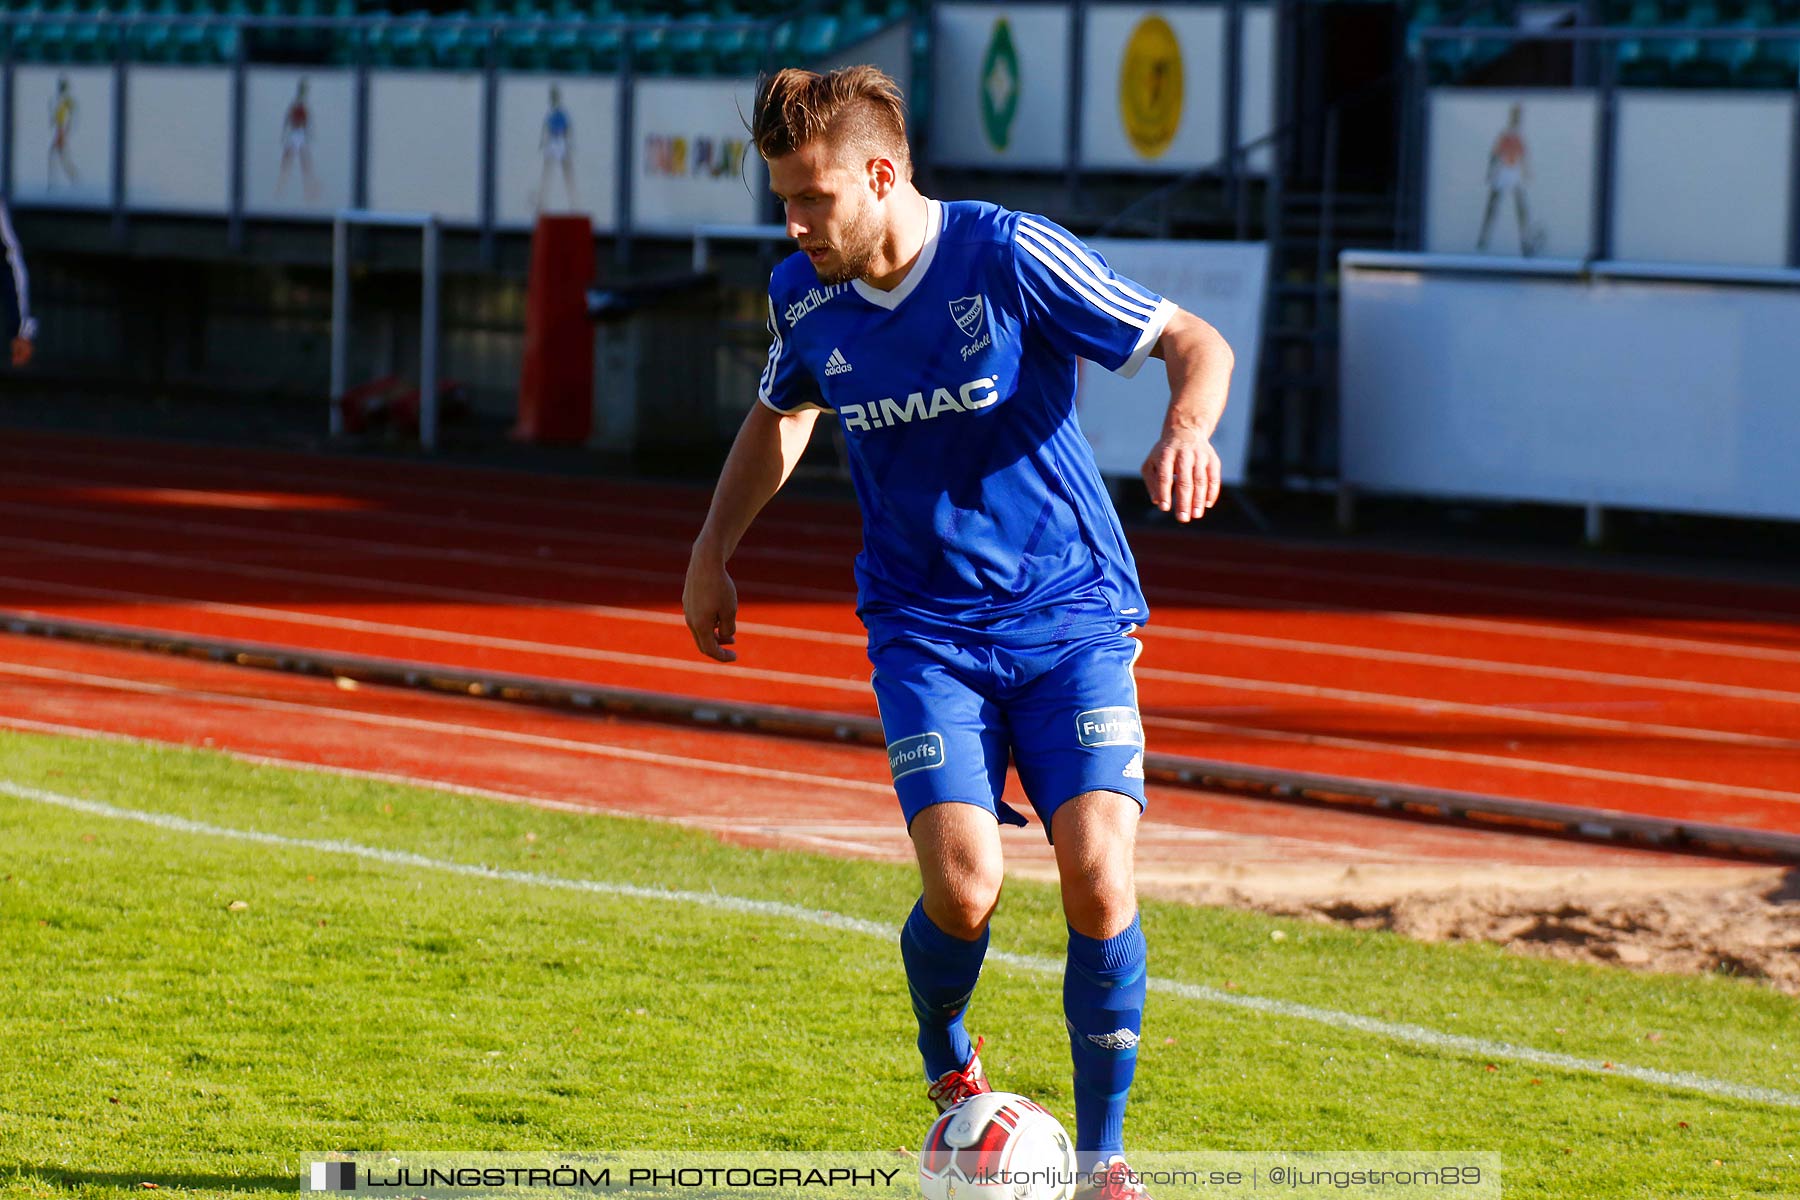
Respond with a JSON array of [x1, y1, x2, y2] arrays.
[[919, 1092, 1077, 1200]]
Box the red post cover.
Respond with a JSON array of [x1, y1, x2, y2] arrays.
[[515, 214, 596, 444]]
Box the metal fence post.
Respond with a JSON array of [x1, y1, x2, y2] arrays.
[[1593, 43, 1618, 260], [1224, 0, 1244, 224], [616, 27, 635, 270], [111, 23, 129, 242], [421, 215, 440, 451], [330, 213, 348, 437], [1065, 0, 1085, 211], [2, 46, 14, 204], [1789, 86, 1800, 268], [227, 23, 247, 252], [1409, 49, 1429, 251], [479, 32, 499, 268], [352, 35, 371, 209]]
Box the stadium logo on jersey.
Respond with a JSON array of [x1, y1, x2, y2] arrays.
[[838, 375, 1000, 433], [785, 283, 849, 327], [1076, 706, 1144, 748], [949, 295, 986, 340], [888, 732, 946, 780], [824, 347, 853, 376]]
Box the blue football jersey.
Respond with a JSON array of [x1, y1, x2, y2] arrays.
[[758, 199, 1176, 648]]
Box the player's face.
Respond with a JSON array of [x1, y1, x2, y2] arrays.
[[769, 141, 881, 285]]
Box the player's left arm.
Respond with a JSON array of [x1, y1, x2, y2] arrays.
[[1142, 308, 1234, 523]]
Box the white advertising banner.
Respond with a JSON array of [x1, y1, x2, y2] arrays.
[[12, 66, 115, 209], [1077, 239, 1268, 485], [1080, 4, 1225, 171], [368, 72, 484, 224], [629, 77, 763, 235], [244, 68, 355, 219], [1614, 91, 1794, 268], [125, 67, 232, 212], [932, 3, 1072, 169], [496, 74, 619, 232], [1425, 89, 1597, 260], [1341, 255, 1800, 520]]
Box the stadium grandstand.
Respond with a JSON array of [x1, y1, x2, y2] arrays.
[[0, 0, 1796, 517]]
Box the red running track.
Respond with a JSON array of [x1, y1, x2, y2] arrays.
[[0, 632, 1749, 888], [2, 428, 1799, 837]]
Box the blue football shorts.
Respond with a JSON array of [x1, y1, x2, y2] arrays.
[[868, 625, 1148, 840]]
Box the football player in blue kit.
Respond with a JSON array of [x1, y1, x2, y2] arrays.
[[682, 65, 1234, 1197]]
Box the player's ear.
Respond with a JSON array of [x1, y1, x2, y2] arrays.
[[868, 155, 898, 199]]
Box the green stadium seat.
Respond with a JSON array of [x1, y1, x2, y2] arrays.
[[498, 0, 547, 69], [665, 12, 713, 72], [629, 11, 671, 71], [430, 13, 486, 67], [581, 22, 620, 70], [706, 19, 756, 74], [1734, 35, 1799, 83], [795, 10, 835, 57], [1615, 36, 1675, 82]]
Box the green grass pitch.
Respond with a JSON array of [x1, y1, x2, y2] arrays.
[[0, 727, 1796, 1200]]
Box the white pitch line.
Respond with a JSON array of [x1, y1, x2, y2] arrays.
[[3, 778, 1796, 1112]]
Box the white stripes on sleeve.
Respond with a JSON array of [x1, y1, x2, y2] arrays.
[[1015, 215, 1159, 330], [756, 295, 784, 409]]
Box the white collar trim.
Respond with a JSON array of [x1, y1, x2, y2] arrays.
[[853, 198, 941, 311]]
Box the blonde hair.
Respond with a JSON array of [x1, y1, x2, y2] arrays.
[[752, 65, 911, 176]]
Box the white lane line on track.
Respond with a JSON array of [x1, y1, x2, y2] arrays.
[[0, 661, 893, 796], [6, 639, 1799, 814], [12, 454, 1800, 633], [5, 557, 1798, 754], [4, 776, 1797, 1111], [11, 481, 1800, 673], [0, 579, 870, 696], [1152, 714, 1800, 806], [14, 448, 1800, 630], [12, 498, 1800, 704]]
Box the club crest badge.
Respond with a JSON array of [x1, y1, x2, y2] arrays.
[[949, 295, 986, 339]]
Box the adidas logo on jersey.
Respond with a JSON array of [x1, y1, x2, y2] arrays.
[[824, 348, 853, 376], [839, 375, 1000, 433]]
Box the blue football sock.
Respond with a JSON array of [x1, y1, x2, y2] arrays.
[[1064, 913, 1147, 1171], [900, 897, 988, 1081]]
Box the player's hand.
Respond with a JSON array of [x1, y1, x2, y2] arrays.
[[1141, 430, 1221, 523], [682, 550, 740, 663], [11, 337, 31, 367]]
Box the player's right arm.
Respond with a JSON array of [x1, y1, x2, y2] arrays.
[[684, 403, 819, 662], [683, 282, 823, 663]]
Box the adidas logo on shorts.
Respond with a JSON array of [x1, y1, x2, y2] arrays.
[[1123, 753, 1144, 780], [824, 347, 853, 376]]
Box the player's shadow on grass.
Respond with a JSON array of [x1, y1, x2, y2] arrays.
[[12, 1166, 297, 1192]]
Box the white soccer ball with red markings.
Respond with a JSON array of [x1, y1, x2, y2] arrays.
[[919, 1092, 1077, 1200]]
